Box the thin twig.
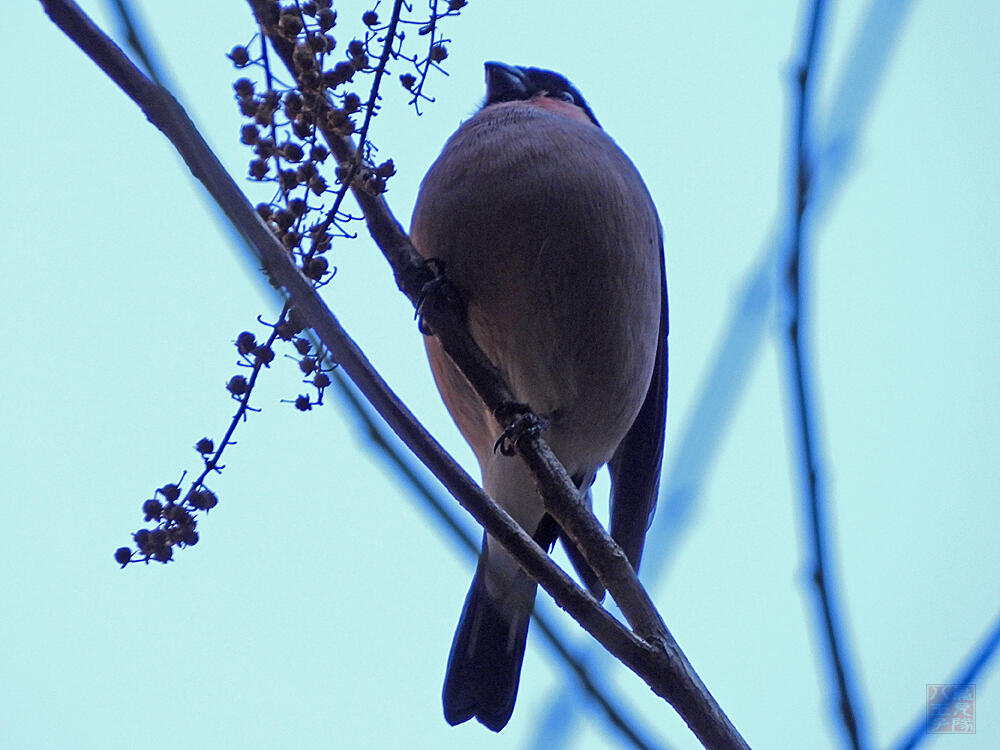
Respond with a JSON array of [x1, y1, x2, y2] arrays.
[[785, 2, 869, 750], [354, 0, 404, 156], [294, 0, 405, 246], [106, 0, 166, 87], [41, 1, 749, 746]]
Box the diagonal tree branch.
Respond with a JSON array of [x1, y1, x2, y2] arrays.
[[784, 2, 869, 750], [41, 1, 749, 746]]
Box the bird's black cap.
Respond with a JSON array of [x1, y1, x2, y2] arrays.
[[483, 61, 600, 127]]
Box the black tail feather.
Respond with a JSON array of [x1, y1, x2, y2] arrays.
[[442, 563, 533, 732]]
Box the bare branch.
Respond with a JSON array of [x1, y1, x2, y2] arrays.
[[784, 2, 869, 749]]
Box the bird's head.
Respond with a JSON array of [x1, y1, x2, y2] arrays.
[[482, 61, 600, 128]]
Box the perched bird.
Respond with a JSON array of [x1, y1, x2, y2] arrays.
[[410, 61, 668, 732]]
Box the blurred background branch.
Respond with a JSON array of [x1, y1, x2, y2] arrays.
[[782, 1, 870, 749]]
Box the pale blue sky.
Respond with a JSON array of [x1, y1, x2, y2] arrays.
[[3, 2, 998, 749]]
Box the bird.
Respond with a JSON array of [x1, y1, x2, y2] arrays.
[[409, 61, 668, 732]]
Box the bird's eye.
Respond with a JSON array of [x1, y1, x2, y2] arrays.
[[553, 90, 576, 104]]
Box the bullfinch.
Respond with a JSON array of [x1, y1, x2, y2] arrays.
[[410, 61, 668, 732]]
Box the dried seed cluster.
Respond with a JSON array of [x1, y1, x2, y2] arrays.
[[230, 1, 466, 277], [115, 478, 210, 566], [116, 0, 466, 568], [115, 310, 335, 567]]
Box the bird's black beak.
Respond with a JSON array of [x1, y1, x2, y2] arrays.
[[484, 61, 527, 103]]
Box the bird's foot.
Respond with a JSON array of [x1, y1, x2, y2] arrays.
[[414, 257, 463, 335], [493, 403, 548, 456]]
